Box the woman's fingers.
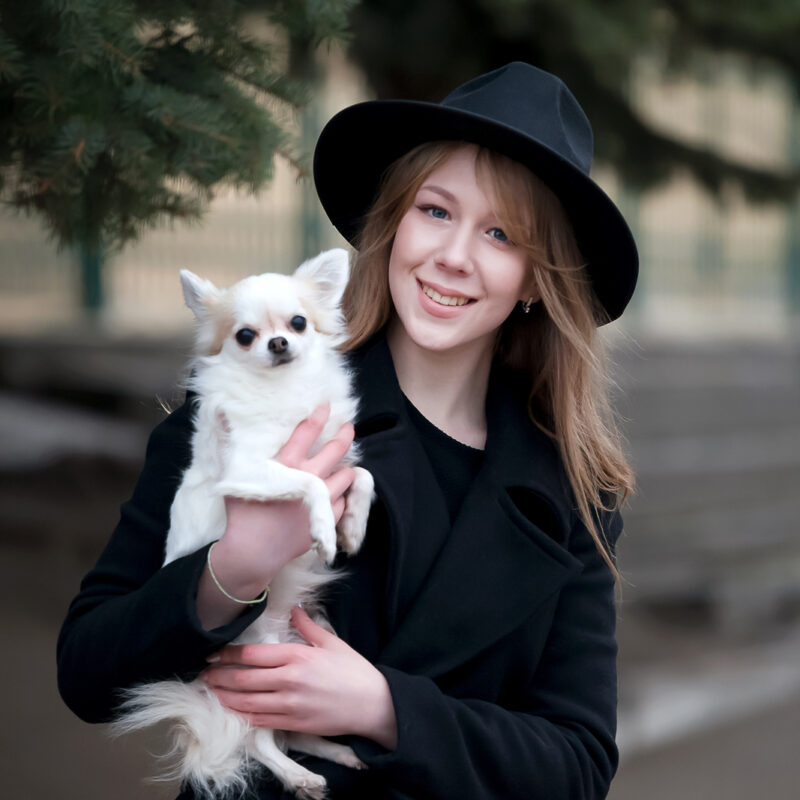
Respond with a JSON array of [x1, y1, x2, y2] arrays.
[[325, 466, 355, 501], [304, 423, 354, 476], [326, 462, 355, 523], [276, 403, 330, 466], [244, 713, 292, 729], [276, 405, 355, 481], [203, 666, 279, 693], [210, 643, 294, 667], [210, 687, 297, 717], [290, 606, 343, 649]]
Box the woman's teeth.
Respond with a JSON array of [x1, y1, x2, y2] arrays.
[[421, 283, 470, 306]]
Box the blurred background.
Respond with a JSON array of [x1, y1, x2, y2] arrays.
[[1, 1, 799, 797]]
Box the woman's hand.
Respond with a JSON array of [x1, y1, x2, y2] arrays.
[[196, 405, 356, 630], [202, 607, 398, 750]]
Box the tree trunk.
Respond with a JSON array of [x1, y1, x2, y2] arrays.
[[79, 241, 103, 312]]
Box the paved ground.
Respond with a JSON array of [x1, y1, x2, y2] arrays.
[[1, 543, 179, 800], [611, 688, 800, 800]]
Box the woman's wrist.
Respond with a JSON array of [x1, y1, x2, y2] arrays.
[[207, 534, 278, 598], [196, 537, 277, 631], [206, 542, 270, 604], [196, 496, 312, 631]]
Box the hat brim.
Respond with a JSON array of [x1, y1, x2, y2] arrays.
[[313, 99, 638, 323]]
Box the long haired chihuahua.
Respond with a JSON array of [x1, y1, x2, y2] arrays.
[[113, 249, 374, 799]]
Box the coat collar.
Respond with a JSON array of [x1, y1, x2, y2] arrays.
[[348, 333, 583, 677], [349, 332, 574, 526]]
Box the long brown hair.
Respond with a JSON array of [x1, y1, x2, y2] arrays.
[[342, 141, 634, 575]]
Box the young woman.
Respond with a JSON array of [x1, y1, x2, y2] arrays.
[[58, 62, 637, 799]]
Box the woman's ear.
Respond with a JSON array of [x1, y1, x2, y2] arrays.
[[520, 275, 542, 306]]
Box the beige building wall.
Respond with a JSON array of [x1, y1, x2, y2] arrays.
[[625, 54, 795, 340]]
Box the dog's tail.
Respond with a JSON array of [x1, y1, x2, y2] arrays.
[[112, 679, 252, 800]]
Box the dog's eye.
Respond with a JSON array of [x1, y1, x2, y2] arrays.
[[290, 315, 307, 333], [235, 328, 257, 347]]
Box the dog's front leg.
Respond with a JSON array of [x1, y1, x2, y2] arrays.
[[336, 466, 374, 555], [216, 458, 337, 564]]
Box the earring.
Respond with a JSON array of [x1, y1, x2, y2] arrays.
[[522, 297, 534, 314]]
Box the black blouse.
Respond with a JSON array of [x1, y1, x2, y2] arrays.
[[403, 397, 485, 524]]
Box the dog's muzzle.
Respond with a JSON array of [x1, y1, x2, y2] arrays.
[[268, 336, 294, 366]]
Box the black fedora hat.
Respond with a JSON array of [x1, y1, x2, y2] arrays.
[[313, 61, 638, 323]]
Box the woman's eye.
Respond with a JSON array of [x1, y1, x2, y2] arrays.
[[235, 327, 257, 347], [420, 205, 448, 220], [290, 315, 307, 332], [489, 227, 509, 243]]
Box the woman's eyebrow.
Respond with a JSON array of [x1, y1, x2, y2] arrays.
[[419, 184, 457, 202]]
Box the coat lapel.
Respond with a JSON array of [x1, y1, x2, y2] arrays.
[[349, 335, 584, 679], [350, 337, 452, 634]]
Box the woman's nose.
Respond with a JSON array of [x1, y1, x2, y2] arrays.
[[435, 225, 473, 273]]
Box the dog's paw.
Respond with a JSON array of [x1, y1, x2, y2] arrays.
[[336, 512, 365, 555], [311, 536, 337, 566], [293, 773, 328, 800], [308, 505, 337, 564], [335, 467, 373, 555], [331, 745, 367, 771]]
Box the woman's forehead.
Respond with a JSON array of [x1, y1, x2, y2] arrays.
[[419, 144, 531, 224], [417, 145, 508, 200]]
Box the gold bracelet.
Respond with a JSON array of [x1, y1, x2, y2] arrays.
[[206, 542, 269, 604]]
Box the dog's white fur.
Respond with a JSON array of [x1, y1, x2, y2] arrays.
[[112, 249, 374, 799]]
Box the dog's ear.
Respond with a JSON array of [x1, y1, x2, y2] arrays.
[[180, 270, 221, 320], [293, 249, 350, 310]]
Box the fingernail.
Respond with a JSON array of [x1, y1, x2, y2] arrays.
[[206, 654, 220, 663]]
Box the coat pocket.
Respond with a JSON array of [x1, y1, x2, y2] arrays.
[[499, 488, 583, 574]]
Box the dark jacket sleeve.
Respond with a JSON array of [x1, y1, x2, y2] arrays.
[[56, 395, 266, 724], [350, 511, 622, 800]]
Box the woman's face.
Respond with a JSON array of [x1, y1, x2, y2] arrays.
[[387, 145, 535, 363]]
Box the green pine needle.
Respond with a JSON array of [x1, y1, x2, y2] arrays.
[[0, 0, 352, 253]]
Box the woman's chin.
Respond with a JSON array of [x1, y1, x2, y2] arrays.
[[403, 323, 494, 361]]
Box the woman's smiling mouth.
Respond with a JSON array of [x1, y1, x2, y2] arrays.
[[418, 280, 474, 307]]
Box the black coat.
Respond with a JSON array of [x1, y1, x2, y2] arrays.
[[57, 334, 622, 800]]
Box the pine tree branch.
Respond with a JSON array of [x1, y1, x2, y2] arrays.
[[592, 77, 800, 203], [161, 115, 238, 147], [102, 40, 142, 75], [0, 0, 353, 264], [276, 146, 309, 179], [660, 0, 800, 77]]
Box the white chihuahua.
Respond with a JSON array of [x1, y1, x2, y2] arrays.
[[114, 249, 374, 800]]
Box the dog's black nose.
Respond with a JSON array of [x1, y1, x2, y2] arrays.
[[268, 336, 288, 354]]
